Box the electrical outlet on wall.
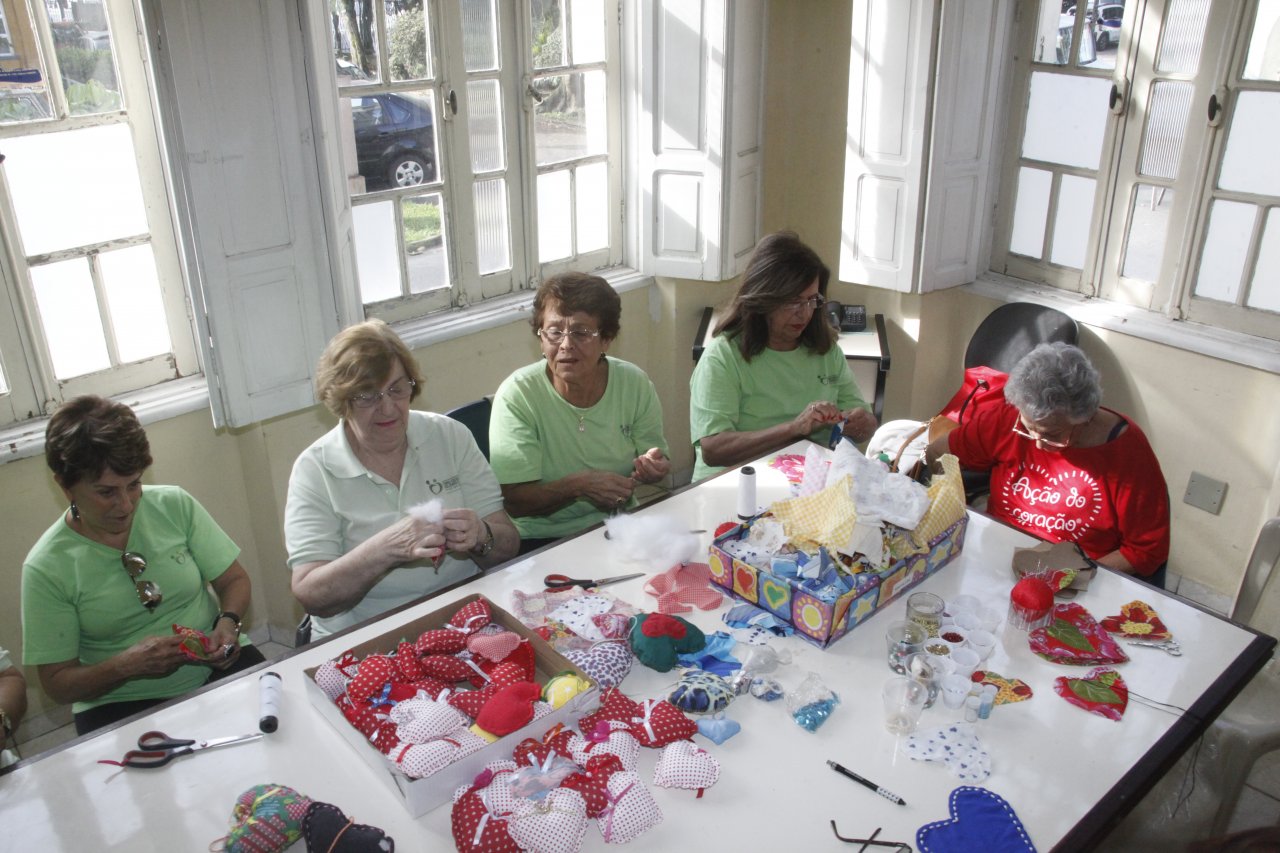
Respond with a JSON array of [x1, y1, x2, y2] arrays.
[[1183, 472, 1227, 515]]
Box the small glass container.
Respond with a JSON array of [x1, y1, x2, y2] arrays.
[[885, 620, 928, 674], [905, 652, 940, 709], [906, 591, 946, 638]]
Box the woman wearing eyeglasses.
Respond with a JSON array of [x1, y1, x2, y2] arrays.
[[286, 320, 518, 639], [689, 231, 877, 481], [926, 342, 1170, 586], [21, 395, 264, 734], [489, 272, 669, 554]]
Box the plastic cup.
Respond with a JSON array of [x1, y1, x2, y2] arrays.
[[968, 629, 997, 662], [941, 674, 973, 710], [906, 591, 946, 638], [948, 594, 981, 617], [978, 605, 1004, 633], [882, 676, 928, 734], [950, 647, 981, 678], [954, 612, 983, 633], [938, 625, 969, 647], [926, 653, 956, 676], [905, 652, 940, 709], [885, 620, 928, 674], [922, 637, 957, 658]]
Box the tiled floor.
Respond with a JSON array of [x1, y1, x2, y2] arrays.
[[12, 590, 1279, 842]]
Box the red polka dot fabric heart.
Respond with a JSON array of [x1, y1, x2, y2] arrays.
[[477, 642, 536, 684], [421, 654, 481, 683], [390, 729, 487, 780], [507, 788, 588, 853], [449, 598, 493, 632], [346, 655, 397, 703], [405, 676, 452, 700], [597, 770, 663, 844], [416, 628, 468, 656], [449, 682, 501, 720], [624, 699, 698, 748], [578, 689, 643, 734], [337, 695, 382, 741], [512, 728, 575, 769], [450, 785, 519, 853], [652, 740, 720, 793], [394, 640, 426, 680], [467, 629, 522, 662], [560, 754, 625, 818], [481, 661, 529, 691]]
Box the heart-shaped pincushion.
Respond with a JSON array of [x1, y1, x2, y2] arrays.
[[302, 801, 394, 853], [506, 788, 588, 853], [1054, 666, 1129, 721], [652, 740, 720, 792], [916, 786, 1036, 853]]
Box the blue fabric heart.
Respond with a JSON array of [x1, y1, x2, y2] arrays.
[[916, 786, 1037, 853], [696, 716, 741, 745]]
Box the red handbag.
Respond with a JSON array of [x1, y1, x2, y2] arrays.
[[937, 365, 1009, 425]]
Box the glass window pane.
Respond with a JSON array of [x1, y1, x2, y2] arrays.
[[537, 170, 572, 262], [1011, 167, 1052, 259], [0, 356, 8, 394], [402, 193, 449, 294], [5, 125, 148, 255], [0, 3, 52, 125], [1050, 174, 1095, 268], [467, 80, 505, 174], [532, 0, 565, 69], [1138, 81, 1192, 180], [1244, 0, 1280, 80], [353, 201, 402, 304], [30, 258, 110, 378], [575, 161, 608, 253], [1248, 209, 1280, 312], [474, 178, 511, 275], [1155, 0, 1210, 75], [534, 71, 607, 166], [342, 91, 438, 193], [1122, 184, 1173, 283], [1086, 3, 1125, 71], [1219, 91, 1280, 196], [100, 245, 171, 364], [332, 3, 380, 84], [1032, 0, 1069, 66], [461, 0, 498, 73], [1194, 200, 1254, 304], [1022, 71, 1111, 170], [387, 1, 431, 82], [571, 0, 605, 64], [46, 6, 120, 117]]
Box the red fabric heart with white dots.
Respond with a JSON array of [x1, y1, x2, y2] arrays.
[[416, 628, 468, 656], [512, 725, 576, 768], [577, 689, 642, 734], [560, 753, 625, 818], [346, 655, 397, 703], [394, 640, 426, 680], [421, 654, 481, 684]]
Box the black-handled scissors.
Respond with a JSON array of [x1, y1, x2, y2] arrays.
[[98, 730, 264, 769], [544, 572, 644, 590]]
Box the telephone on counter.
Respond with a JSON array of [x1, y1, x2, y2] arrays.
[[824, 301, 867, 333]]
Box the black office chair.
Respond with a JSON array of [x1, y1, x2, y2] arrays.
[[445, 396, 494, 460], [958, 302, 1078, 502], [963, 302, 1078, 372]]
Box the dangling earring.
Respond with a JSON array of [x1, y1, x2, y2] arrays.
[[70, 502, 80, 521]]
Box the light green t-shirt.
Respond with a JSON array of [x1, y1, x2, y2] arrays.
[[490, 357, 668, 540], [21, 485, 241, 713], [285, 411, 505, 640], [689, 333, 868, 481]]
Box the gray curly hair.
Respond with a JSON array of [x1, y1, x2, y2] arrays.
[[1004, 343, 1101, 423]]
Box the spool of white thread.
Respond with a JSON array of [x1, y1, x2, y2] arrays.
[[737, 465, 757, 520]]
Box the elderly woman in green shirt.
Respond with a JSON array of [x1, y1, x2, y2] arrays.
[[490, 272, 669, 554], [689, 231, 877, 481]]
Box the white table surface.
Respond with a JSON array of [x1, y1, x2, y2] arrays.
[[1, 444, 1272, 852]]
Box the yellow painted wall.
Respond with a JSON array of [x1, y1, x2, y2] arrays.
[[5, 0, 1279, 721]]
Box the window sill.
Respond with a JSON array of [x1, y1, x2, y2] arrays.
[[969, 273, 1280, 377], [0, 269, 656, 466]]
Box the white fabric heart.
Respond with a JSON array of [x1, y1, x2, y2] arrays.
[[507, 788, 589, 853], [904, 723, 991, 782], [653, 740, 721, 791], [597, 771, 662, 844], [548, 594, 614, 641]]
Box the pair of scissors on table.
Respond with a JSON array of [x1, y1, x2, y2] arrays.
[[544, 572, 644, 590], [99, 730, 263, 769]]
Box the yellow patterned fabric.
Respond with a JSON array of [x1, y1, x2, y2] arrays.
[[912, 454, 967, 547], [770, 474, 858, 555]]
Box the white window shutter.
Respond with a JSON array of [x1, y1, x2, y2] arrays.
[[841, 0, 1007, 294], [149, 0, 340, 428], [839, 0, 936, 292], [638, 0, 766, 281]]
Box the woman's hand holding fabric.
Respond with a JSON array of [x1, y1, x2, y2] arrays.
[[122, 635, 188, 679], [631, 448, 670, 484], [576, 470, 636, 511], [791, 401, 841, 438], [840, 407, 878, 443], [441, 508, 484, 554], [380, 514, 446, 565]]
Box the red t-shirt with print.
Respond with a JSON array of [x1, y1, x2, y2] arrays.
[[947, 401, 1170, 575]]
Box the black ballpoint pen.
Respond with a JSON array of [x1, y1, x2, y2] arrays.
[[826, 760, 907, 806]]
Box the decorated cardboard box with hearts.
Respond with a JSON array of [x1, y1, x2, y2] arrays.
[[304, 593, 600, 817], [708, 514, 968, 648]]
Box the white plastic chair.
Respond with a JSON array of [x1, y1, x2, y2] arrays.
[[1202, 516, 1280, 836]]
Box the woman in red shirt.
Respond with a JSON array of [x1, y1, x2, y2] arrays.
[[927, 343, 1170, 586]]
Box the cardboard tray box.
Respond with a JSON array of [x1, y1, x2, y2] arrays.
[[708, 516, 968, 647], [305, 592, 599, 817]]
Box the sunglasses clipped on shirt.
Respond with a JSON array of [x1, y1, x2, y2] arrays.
[[349, 379, 416, 409], [122, 551, 163, 611]]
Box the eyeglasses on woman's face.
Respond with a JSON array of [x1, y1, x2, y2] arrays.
[[537, 327, 602, 346], [121, 551, 163, 611], [783, 295, 825, 315], [1011, 416, 1078, 449], [349, 379, 415, 409]]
